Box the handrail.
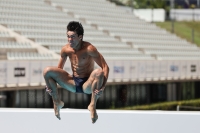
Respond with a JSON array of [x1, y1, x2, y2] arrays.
[[177, 105, 200, 111]]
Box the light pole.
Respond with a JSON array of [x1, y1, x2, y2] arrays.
[[170, 0, 175, 33]]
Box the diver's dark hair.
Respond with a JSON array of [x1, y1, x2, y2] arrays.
[[67, 21, 84, 36]]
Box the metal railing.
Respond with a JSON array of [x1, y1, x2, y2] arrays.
[[177, 105, 200, 111]]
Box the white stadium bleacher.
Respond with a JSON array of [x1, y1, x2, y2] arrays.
[[0, 41, 33, 49], [133, 43, 198, 49], [0, 0, 200, 99], [0, 31, 10, 37], [0, 0, 200, 61], [7, 52, 53, 60], [0, 30, 15, 41]]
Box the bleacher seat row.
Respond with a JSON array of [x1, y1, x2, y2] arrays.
[[0, 0, 200, 61]]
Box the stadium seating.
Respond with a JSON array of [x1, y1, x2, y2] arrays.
[[0, 30, 15, 41], [0, 0, 200, 61], [7, 52, 53, 60], [0, 31, 10, 37]]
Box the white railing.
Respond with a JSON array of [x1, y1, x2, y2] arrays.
[[0, 59, 200, 87]]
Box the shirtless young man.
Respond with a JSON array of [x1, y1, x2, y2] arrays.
[[43, 21, 109, 123]]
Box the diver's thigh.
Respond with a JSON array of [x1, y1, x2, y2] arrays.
[[49, 67, 76, 93], [82, 70, 98, 94], [82, 77, 93, 94]]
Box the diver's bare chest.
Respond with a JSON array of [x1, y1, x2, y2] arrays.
[[69, 52, 88, 64]]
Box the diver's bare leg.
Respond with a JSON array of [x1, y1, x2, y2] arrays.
[[43, 67, 75, 120], [88, 80, 101, 123], [45, 76, 64, 120], [84, 69, 104, 124]]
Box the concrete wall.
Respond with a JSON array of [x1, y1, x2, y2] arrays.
[[133, 9, 166, 22], [118, 6, 166, 22], [170, 9, 200, 21]]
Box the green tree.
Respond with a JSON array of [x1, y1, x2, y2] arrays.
[[149, 0, 166, 8], [117, 0, 167, 9]]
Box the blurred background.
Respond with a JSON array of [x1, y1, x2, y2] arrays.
[[0, 0, 200, 111]]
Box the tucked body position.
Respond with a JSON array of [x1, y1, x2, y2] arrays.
[[43, 21, 109, 123]]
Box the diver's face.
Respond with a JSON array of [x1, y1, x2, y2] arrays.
[[67, 31, 82, 49]]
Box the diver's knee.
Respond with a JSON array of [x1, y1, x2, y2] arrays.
[[94, 68, 104, 78], [43, 67, 53, 77]]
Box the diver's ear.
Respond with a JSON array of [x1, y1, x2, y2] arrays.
[[79, 35, 83, 40]]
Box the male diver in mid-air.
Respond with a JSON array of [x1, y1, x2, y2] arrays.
[[43, 21, 109, 123]]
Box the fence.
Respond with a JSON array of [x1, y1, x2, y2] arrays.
[[0, 60, 200, 87]]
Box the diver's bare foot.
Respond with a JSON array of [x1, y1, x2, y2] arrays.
[[88, 105, 98, 124], [54, 101, 64, 120]]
